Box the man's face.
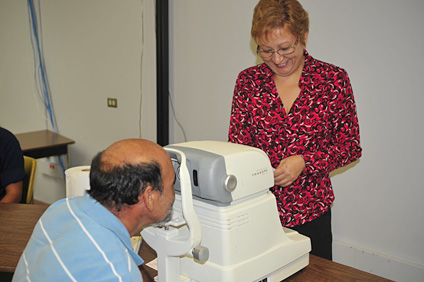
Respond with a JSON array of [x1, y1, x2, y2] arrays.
[[155, 160, 176, 225], [152, 205, 173, 227]]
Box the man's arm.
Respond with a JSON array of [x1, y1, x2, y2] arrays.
[[0, 182, 23, 203]]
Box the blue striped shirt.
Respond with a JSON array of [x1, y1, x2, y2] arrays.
[[13, 194, 143, 282]]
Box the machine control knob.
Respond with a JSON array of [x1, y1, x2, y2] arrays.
[[192, 246, 209, 263], [224, 175, 237, 193]]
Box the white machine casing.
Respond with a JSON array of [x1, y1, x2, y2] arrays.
[[141, 141, 311, 282]]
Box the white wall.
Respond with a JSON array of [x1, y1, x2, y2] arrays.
[[170, 0, 424, 281], [0, 0, 157, 166]]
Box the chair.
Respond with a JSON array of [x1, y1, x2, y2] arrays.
[[22, 156, 37, 204]]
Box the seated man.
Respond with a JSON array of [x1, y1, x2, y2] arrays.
[[13, 139, 175, 281], [0, 127, 25, 203]]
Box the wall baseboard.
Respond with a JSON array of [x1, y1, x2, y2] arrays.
[[333, 240, 424, 282]]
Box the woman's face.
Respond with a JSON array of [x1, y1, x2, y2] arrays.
[[258, 27, 307, 80]]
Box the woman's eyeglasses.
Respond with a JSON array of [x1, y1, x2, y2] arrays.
[[257, 37, 299, 59]]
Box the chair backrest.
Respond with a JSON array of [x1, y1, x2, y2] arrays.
[[22, 156, 37, 204]]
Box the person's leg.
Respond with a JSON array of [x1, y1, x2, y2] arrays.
[[290, 209, 333, 260]]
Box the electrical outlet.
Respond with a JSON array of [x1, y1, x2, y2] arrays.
[[107, 98, 117, 108]]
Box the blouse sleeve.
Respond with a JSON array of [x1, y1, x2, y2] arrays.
[[302, 70, 362, 175], [228, 72, 255, 146]]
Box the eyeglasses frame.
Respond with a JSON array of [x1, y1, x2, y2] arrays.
[[256, 37, 299, 59]]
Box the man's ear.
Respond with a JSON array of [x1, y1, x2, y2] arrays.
[[142, 185, 157, 212]]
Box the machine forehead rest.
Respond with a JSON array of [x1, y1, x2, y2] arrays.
[[166, 141, 274, 204]]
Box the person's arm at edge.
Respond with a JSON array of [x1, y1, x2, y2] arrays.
[[0, 181, 23, 203]]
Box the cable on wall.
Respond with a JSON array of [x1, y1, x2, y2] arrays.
[[27, 0, 57, 132], [138, 0, 145, 139], [169, 91, 187, 142], [27, 0, 66, 174]]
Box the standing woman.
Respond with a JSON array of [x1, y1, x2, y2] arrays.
[[228, 0, 362, 260]]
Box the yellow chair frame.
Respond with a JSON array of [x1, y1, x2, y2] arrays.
[[22, 156, 37, 204]]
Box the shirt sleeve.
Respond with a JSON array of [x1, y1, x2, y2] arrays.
[[0, 129, 26, 187], [228, 72, 255, 146], [302, 70, 362, 175]]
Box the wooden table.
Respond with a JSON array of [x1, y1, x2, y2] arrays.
[[0, 202, 393, 281], [138, 242, 393, 282], [15, 130, 75, 162], [0, 203, 48, 273]]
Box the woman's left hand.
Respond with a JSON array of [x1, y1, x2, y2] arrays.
[[274, 155, 306, 187]]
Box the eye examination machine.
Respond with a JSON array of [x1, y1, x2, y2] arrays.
[[141, 141, 311, 282]]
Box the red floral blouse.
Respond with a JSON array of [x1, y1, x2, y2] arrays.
[[228, 51, 362, 227]]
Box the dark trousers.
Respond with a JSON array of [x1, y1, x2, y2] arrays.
[[290, 209, 333, 260]]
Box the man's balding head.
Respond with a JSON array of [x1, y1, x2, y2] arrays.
[[100, 139, 171, 171], [88, 139, 175, 213]]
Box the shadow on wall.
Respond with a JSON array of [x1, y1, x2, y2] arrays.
[[250, 38, 263, 66], [330, 159, 360, 178]]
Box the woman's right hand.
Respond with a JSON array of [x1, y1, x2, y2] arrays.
[[274, 155, 305, 187]]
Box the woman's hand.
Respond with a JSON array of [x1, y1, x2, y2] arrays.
[[274, 155, 305, 187]]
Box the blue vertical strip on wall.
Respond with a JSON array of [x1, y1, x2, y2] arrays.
[[27, 0, 66, 176], [27, 0, 56, 132]]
